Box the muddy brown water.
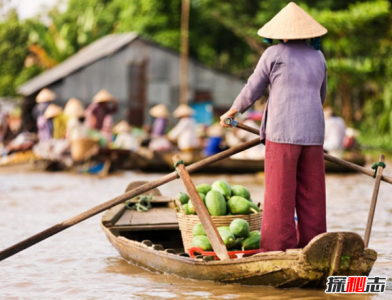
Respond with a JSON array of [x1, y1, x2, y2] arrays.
[[0, 164, 391, 299]]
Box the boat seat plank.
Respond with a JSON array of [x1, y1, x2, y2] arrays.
[[115, 207, 178, 226]]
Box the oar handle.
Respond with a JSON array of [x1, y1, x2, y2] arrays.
[[225, 118, 259, 135], [224, 117, 238, 127]]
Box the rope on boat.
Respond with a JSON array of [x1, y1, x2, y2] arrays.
[[371, 162, 386, 178], [125, 194, 153, 212]]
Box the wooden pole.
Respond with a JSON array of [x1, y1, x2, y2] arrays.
[[173, 155, 230, 260], [179, 0, 190, 104], [225, 117, 392, 184], [364, 155, 385, 247], [0, 137, 262, 261]]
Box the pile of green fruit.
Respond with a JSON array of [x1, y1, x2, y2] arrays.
[[191, 219, 261, 251], [176, 180, 260, 216]]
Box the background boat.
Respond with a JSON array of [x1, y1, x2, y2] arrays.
[[132, 148, 366, 174]]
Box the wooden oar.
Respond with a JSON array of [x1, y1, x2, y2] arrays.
[[173, 155, 230, 260], [225, 117, 392, 184], [0, 137, 262, 261], [364, 155, 385, 247]]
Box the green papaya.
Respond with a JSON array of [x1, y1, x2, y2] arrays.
[[217, 226, 230, 232], [196, 183, 212, 195], [192, 222, 206, 236], [199, 193, 206, 204], [211, 180, 232, 199], [229, 218, 250, 238], [230, 238, 244, 250], [205, 190, 227, 216], [188, 200, 196, 214], [227, 196, 252, 215], [219, 229, 236, 248], [249, 230, 261, 237], [177, 192, 190, 205], [242, 231, 261, 250], [249, 201, 260, 213], [192, 235, 212, 251], [182, 203, 191, 215], [231, 185, 251, 200]]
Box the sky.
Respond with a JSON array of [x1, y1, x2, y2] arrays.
[[15, 0, 66, 19]]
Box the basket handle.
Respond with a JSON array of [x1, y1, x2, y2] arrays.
[[174, 198, 186, 215]]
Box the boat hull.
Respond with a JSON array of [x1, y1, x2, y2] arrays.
[[101, 224, 376, 288]]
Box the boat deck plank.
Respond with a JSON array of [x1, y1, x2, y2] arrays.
[[115, 207, 178, 227]]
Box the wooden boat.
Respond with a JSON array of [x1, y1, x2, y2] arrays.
[[101, 185, 377, 288], [134, 147, 365, 174]]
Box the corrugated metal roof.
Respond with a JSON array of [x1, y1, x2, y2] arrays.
[[18, 33, 139, 96]]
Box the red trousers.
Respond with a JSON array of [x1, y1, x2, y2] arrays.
[[260, 139, 326, 252]]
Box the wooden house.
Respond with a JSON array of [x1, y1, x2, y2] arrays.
[[18, 33, 245, 127]]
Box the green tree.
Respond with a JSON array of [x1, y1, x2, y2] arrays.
[[0, 10, 28, 96]]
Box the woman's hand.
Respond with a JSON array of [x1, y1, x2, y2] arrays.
[[220, 108, 238, 128]]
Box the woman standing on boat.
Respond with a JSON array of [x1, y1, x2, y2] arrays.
[[220, 2, 328, 252]]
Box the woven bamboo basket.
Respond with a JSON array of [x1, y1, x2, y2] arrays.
[[70, 138, 99, 162], [176, 208, 262, 250]]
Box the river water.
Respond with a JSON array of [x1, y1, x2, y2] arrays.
[[0, 164, 391, 300]]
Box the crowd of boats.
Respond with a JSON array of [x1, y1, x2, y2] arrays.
[[0, 87, 365, 175]]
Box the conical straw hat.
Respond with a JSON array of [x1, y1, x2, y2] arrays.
[[44, 104, 63, 119], [207, 123, 225, 137], [93, 89, 114, 103], [36, 88, 56, 103], [257, 2, 327, 40], [64, 97, 84, 117], [173, 104, 195, 118], [113, 120, 131, 133], [149, 104, 169, 118]]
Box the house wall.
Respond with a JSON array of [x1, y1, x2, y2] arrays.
[[44, 38, 244, 125]]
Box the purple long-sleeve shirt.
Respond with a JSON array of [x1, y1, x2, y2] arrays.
[[151, 118, 167, 136], [85, 102, 118, 130], [232, 40, 327, 145]]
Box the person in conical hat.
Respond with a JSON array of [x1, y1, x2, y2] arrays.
[[43, 104, 67, 139], [203, 123, 228, 156], [85, 89, 118, 130], [168, 104, 200, 151], [36, 88, 56, 104], [173, 104, 194, 118], [149, 104, 169, 137], [323, 106, 346, 158], [64, 97, 84, 118], [113, 120, 131, 134], [43, 104, 62, 120], [113, 120, 139, 151], [64, 98, 89, 142], [33, 88, 57, 141], [220, 2, 328, 252]]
